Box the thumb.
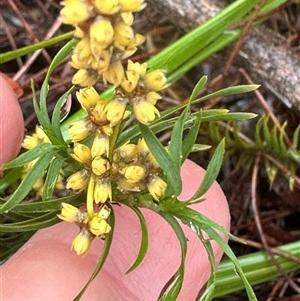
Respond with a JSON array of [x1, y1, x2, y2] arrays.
[[0, 75, 24, 173]]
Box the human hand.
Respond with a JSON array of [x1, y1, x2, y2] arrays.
[[0, 75, 230, 301]]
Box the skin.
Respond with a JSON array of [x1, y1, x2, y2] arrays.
[[0, 75, 230, 301]]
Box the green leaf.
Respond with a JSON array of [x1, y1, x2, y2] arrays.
[[125, 205, 149, 273], [158, 211, 187, 301], [195, 85, 259, 103], [0, 212, 59, 232], [189, 76, 207, 103], [0, 166, 23, 194], [51, 86, 75, 146], [8, 193, 85, 214], [42, 157, 65, 201], [0, 151, 55, 213], [169, 107, 189, 173], [181, 110, 202, 162], [174, 207, 257, 301], [2, 143, 55, 170], [0, 31, 74, 64], [73, 207, 115, 301], [292, 124, 300, 149], [139, 123, 182, 197], [189, 139, 225, 201]]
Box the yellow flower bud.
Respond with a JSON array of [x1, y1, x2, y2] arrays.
[[60, 0, 91, 25], [73, 37, 92, 62], [67, 169, 90, 191], [104, 97, 127, 127], [101, 125, 114, 136], [72, 69, 98, 87], [98, 205, 111, 219], [90, 18, 114, 50], [58, 202, 88, 224], [22, 134, 39, 150], [114, 22, 134, 51], [90, 49, 112, 71], [117, 177, 136, 191], [115, 142, 138, 162], [146, 91, 162, 105], [94, 177, 111, 203], [93, 0, 120, 15], [71, 143, 91, 165], [127, 33, 145, 50], [122, 165, 146, 184], [72, 228, 94, 255], [68, 118, 96, 142], [144, 69, 168, 91], [119, 0, 146, 12], [35, 126, 50, 143], [89, 215, 111, 236], [127, 60, 147, 76], [121, 12, 134, 26], [91, 102, 107, 124], [74, 26, 85, 39], [92, 156, 110, 176], [102, 60, 124, 86], [137, 138, 149, 157], [91, 133, 109, 157], [146, 175, 167, 200], [133, 97, 160, 124], [76, 87, 99, 111]]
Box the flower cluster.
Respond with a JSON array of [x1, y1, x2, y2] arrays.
[[60, 0, 146, 87], [54, 0, 169, 255]]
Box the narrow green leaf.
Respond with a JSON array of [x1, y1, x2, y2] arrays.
[[125, 205, 149, 273], [0, 151, 54, 213], [158, 211, 187, 301], [190, 139, 225, 200], [0, 31, 74, 64], [139, 123, 182, 197], [0, 212, 58, 232], [189, 76, 207, 103], [195, 85, 259, 103], [169, 107, 189, 172], [181, 110, 202, 162], [0, 166, 23, 194], [73, 207, 115, 300], [2, 143, 54, 170], [51, 86, 75, 145], [42, 157, 65, 201], [9, 193, 85, 214]]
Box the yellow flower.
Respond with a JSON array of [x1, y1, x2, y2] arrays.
[[114, 142, 138, 162], [67, 169, 90, 191], [90, 18, 114, 51], [121, 12, 134, 26], [89, 215, 111, 236], [92, 156, 110, 176], [68, 118, 96, 142], [72, 69, 98, 87], [76, 87, 99, 112], [137, 138, 149, 157], [119, 0, 146, 12], [144, 69, 168, 91], [71, 143, 91, 165], [90, 48, 112, 71], [58, 202, 88, 224], [146, 91, 161, 105], [122, 165, 145, 184], [72, 228, 94, 255], [113, 22, 134, 51], [94, 177, 111, 203], [102, 60, 124, 86], [91, 133, 109, 157], [133, 97, 160, 124], [60, 0, 91, 25], [93, 0, 120, 15], [146, 175, 167, 200], [71, 37, 92, 70], [104, 96, 127, 127]]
